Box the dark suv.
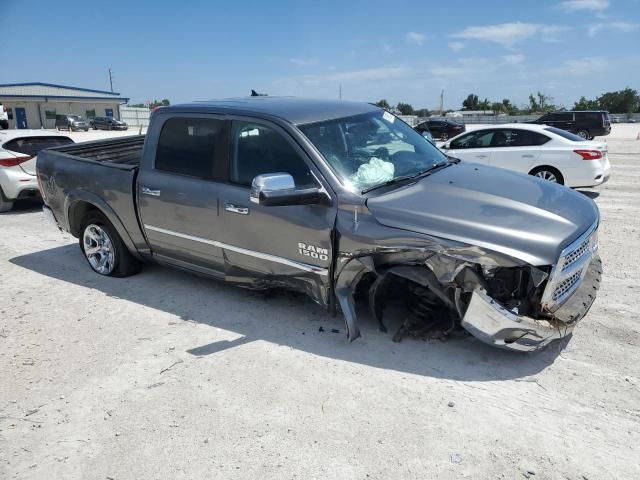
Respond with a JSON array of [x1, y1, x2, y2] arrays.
[[530, 111, 610, 140], [415, 118, 465, 140], [55, 114, 89, 132]]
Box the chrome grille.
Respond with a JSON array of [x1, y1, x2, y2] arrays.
[[541, 223, 598, 313], [552, 269, 583, 302], [562, 238, 590, 272]]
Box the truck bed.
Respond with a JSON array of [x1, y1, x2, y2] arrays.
[[52, 135, 145, 167]]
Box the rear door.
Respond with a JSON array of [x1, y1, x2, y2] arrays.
[[2, 136, 74, 175], [487, 129, 548, 172], [137, 114, 227, 272], [445, 129, 495, 164], [214, 118, 335, 286]]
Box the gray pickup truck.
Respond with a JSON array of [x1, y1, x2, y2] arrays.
[[37, 98, 602, 351]]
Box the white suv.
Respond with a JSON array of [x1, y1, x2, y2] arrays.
[[0, 130, 73, 212], [0, 103, 8, 130]]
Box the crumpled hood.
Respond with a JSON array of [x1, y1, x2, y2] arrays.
[[366, 162, 599, 266]]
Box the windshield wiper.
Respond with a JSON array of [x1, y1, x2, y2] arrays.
[[361, 160, 455, 194]]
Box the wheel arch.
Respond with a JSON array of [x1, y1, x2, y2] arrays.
[[65, 191, 142, 260]]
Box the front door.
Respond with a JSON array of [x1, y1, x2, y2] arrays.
[[137, 114, 227, 273], [15, 108, 27, 129], [446, 129, 495, 164], [215, 119, 336, 298], [105, 108, 114, 117]]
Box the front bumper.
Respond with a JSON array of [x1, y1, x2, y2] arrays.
[[461, 252, 601, 352]]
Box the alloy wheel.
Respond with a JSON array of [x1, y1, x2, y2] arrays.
[[83, 224, 115, 274], [534, 170, 558, 183]]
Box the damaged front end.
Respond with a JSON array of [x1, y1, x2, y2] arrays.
[[335, 222, 601, 352]]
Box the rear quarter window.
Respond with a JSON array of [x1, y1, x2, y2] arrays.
[[544, 127, 584, 142]]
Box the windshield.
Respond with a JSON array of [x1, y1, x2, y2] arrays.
[[544, 126, 585, 142], [300, 110, 448, 192]]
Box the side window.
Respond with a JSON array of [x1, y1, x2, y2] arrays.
[[450, 130, 494, 149], [155, 117, 223, 178], [548, 113, 573, 122], [510, 130, 550, 147], [230, 121, 314, 187]]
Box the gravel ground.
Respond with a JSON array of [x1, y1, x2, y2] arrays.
[[1, 125, 639, 479]]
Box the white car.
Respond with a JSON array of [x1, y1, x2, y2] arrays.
[[441, 123, 611, 188], [0, 130, 73, 212]]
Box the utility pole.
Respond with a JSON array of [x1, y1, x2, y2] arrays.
[[440, 88, 444, 116], [108, 68, 114, 93], [339, 83, 342, 100]]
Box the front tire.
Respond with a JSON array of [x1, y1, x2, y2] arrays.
[[529, 166, 564, 185], [576, 129, 590, 139], [80, 211, 141, 277]]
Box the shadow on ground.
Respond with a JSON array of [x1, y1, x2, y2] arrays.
[[2, 198, 43, 215], [578, 190, 600, 199], [10, 244, 565, 381]]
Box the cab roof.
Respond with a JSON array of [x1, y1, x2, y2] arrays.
[[168, 97, 380, 125]]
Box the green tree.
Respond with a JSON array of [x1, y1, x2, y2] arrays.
[[478, 98, 491, 110], [573, 96, 599, 110], [596, 88, 639, 114], [501, 98, 518, 115], [528, 92, 556, 113], [462, 94, 479, 110], [491, 102, 504, 115], [396, 102, 415, 115], [375, 99, 391, 110], [414, 108, 430, 117], [149, 98, 171, 109]]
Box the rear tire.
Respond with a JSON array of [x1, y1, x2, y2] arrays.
[[576, 129, 589, 139], [0, 187, 14, 213], [79, 210, 141, 277], [529, 166, 564, 185]]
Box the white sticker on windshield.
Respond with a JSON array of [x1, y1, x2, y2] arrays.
[[382, 111, 395, 124]]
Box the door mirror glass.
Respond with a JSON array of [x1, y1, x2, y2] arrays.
[[250, 173, 324, 206]]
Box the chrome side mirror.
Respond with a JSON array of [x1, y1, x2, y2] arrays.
[[250, 173, 324, 206]]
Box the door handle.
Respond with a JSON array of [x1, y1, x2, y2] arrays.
[[141, 186, 161, 197], [475, 154, 488, 159], [225, 203, 249, 215], [522, 154, 534, 158]]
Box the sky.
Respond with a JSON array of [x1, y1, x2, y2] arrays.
[[1, 0, 639, 110]]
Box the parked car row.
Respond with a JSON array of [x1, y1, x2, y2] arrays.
[[412, 110, 612, 188], [56, 114, 128, 132], [440, 123, 610, 188]]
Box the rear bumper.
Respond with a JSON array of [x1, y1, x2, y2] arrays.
[[461, 253, 601, 352], [0, 168, 39, 200]]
